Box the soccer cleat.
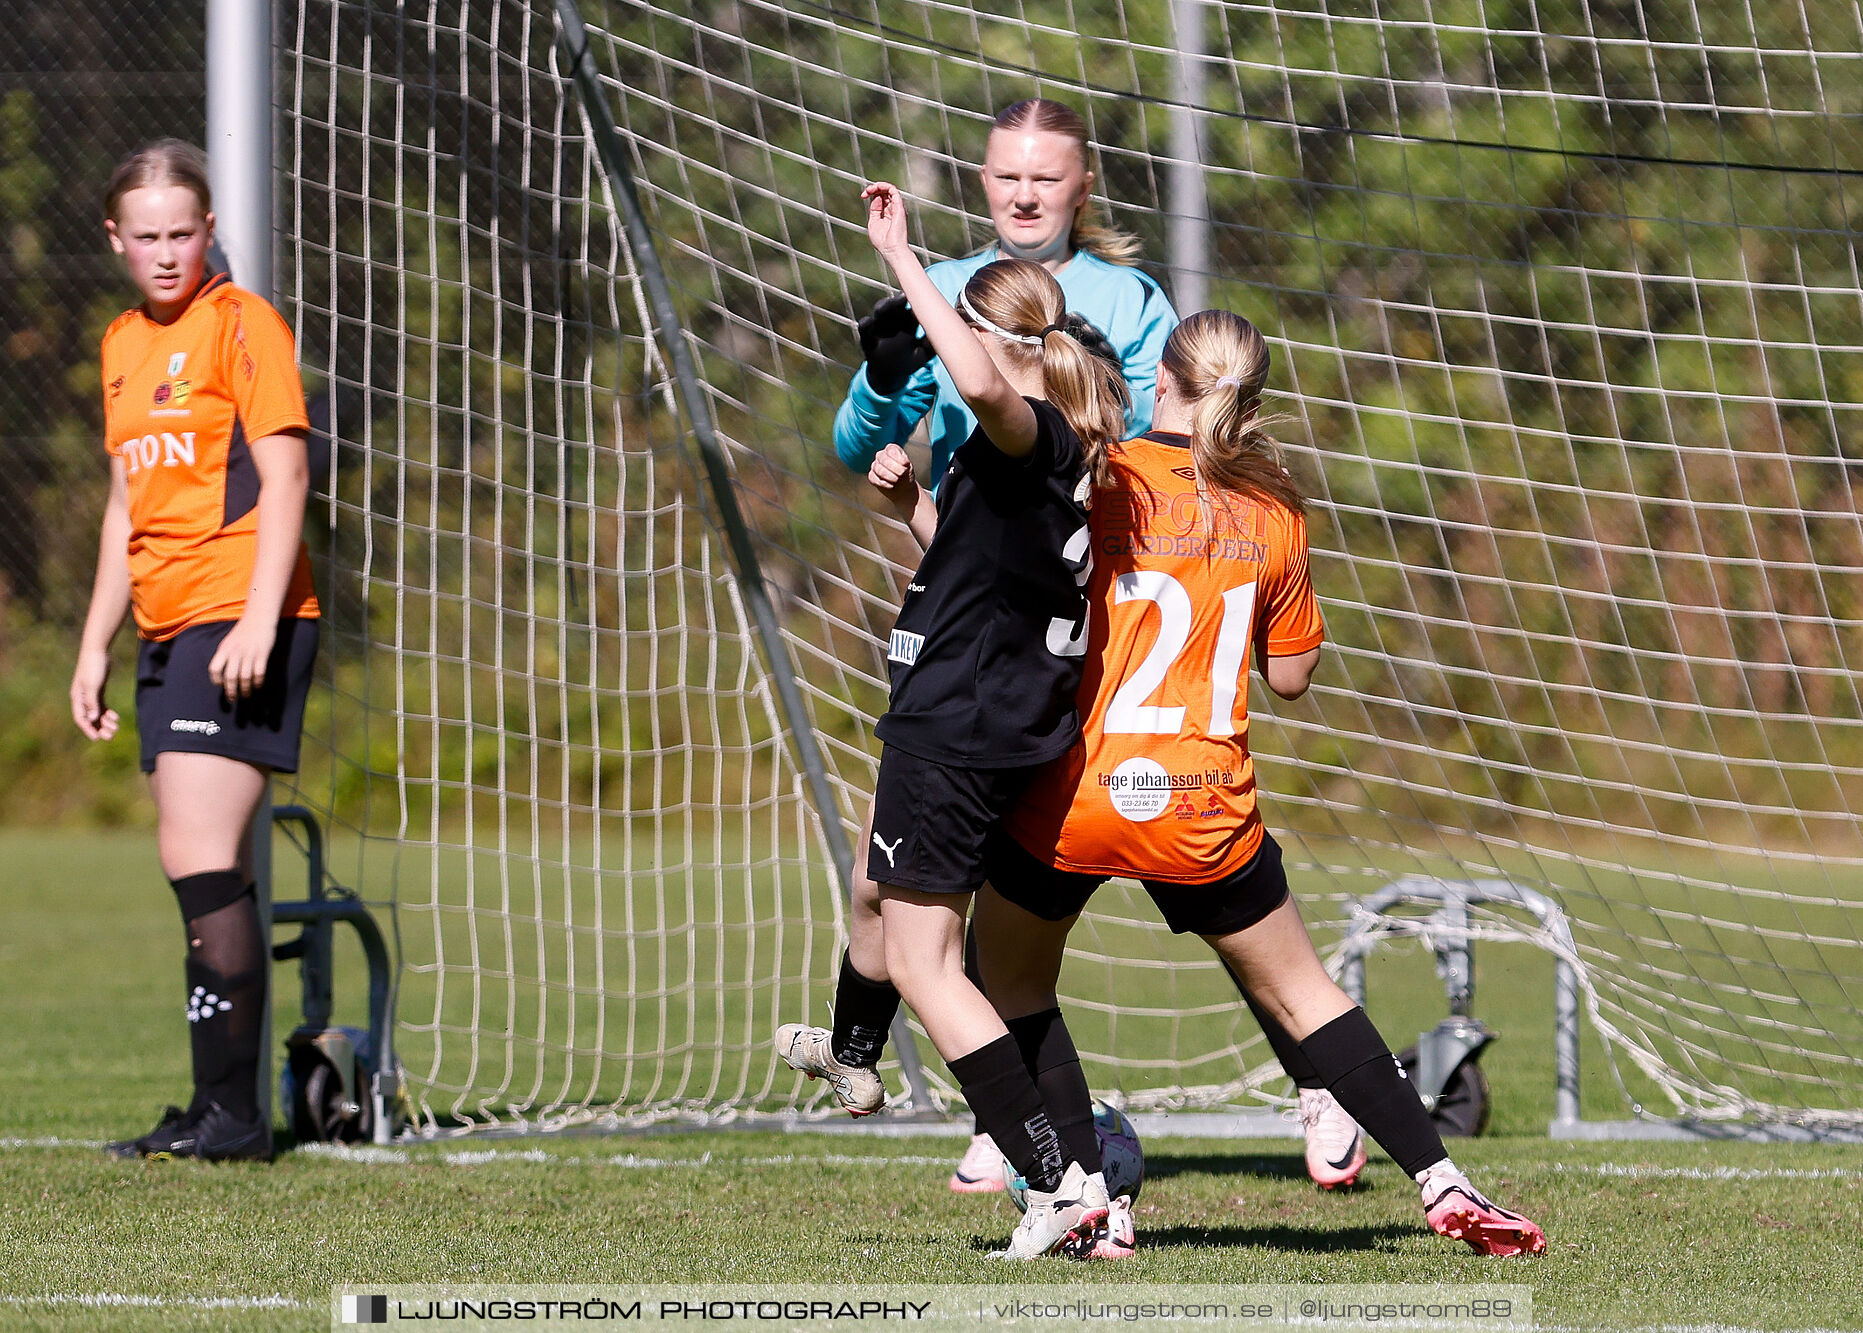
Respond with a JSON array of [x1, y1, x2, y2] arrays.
[[105, 1104, 193, 1160], [773, 1023, 886, 1116], [1299, 1087, 1368, 1189], [1419, 1163, 1546, 1257], [137, 1100, 273, 1163], [1071, 1193, 1137, 1260], [950, 1131, 1007, 1193], [988, 1160, 1102, 1259]]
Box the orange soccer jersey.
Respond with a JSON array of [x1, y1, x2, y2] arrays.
[[101, 275, 318, 641], [1008, 432, 1324, 883]]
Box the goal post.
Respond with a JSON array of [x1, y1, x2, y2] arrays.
[[278, 0, 1863, 1137]]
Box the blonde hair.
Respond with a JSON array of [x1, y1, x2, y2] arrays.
[[991, 99, 1143, 267], [961, 257, 1129, 487], [1160, 310, 1304, 520], [104, 139, 212, 222]]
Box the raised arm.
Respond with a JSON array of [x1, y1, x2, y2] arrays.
[[864, 182, 1038, 457]]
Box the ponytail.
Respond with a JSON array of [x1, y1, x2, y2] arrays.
[[960, 259, 1130, 486], [1037, 312, 1128, 489], [1162, 310, 1305, 523]]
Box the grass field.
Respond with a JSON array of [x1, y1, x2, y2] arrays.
[[4, 829, 1863, 1333]]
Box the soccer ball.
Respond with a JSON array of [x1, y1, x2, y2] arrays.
[[1004, 1098, 1144, 1210]]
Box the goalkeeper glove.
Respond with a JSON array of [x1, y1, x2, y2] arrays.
[[858, 294, 933, 395]]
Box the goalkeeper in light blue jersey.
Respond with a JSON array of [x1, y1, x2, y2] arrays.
[[832, 97, 1178, 491]]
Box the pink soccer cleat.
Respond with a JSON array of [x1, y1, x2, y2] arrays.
[[949, 1131, 1007, 1193], [1074, 1193, 1137, 1259], [1300, 1087, 1367, 1189], [1419, 1163, 1547, 1257]]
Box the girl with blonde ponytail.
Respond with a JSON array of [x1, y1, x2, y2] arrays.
[[984, 308, 1550, 1260], [1166, 309, 1304, 521], [782, 179, 1135, 1260]]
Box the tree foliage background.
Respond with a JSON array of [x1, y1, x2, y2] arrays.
[[0, 0, 205, 820], [4, 0, 1862, 847]]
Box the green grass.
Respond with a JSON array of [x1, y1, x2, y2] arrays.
[[4, 829, 1863, 1332]]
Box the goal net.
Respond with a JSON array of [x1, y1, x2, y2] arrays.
[[280, 0, 1863, 1133]]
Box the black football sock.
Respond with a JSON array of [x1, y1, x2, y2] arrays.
[[829, 950, 899, 1068], [949, 1035, 1068, 1194], [1006, 1008, 1100, 1174], [1227, 971, 1325, 1089], [173, 871, 268, 1122], [1298, 1007, 1445, 1177]]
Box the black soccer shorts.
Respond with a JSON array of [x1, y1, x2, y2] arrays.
[[984, 825, 1292, 937], [136, 617, 320, 774], [866, 745, 1048, 894]]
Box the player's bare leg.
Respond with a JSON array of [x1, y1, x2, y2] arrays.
[[973, 885, 1119, 1244], [1207, 897, 1543, 1255]]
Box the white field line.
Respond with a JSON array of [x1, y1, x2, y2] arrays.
[[0, 1293, 309, 1311], [299, 1145, 959, 1168], [7, 1137, 1858, 1183], [1548, 1161, 1862, 1181], [0, 1137, 107, 1148]]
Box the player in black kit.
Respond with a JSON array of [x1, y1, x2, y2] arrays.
[[851, 181, 1130, 1260]]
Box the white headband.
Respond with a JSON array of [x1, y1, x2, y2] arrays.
[[958, 288, 1044, 346]]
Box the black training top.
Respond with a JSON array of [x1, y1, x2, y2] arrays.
[[875, 397, 1092, 767]]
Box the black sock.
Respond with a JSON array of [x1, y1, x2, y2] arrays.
[[1229, 974, 1325, 1089], [1006, 1008, 1100, 1173], [829, 951, 898, 1068], [173, 872, 267, 1122], [949, 1035, 1068, 1193], [1298, 1008, 1444, 1177]]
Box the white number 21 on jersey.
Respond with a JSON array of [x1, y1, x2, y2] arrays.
[[1103, 571, 1258, 738]]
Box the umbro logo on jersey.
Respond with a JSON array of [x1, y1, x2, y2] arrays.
[[1171, 466, 1197, 481], [871, 832, 903, 868], [888, 629, 924, 665]]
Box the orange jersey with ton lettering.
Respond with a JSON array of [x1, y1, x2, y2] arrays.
[[101, 275, 318, 640], [1007, 432, 1324, 882]]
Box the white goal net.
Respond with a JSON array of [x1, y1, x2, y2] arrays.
[[280, 0, 1863, 1133]]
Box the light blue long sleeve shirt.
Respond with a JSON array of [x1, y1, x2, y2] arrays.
[[832, 246, 1179, 489]]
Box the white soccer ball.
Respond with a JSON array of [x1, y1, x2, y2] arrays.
[[1004, 1098, 1144, 1211]]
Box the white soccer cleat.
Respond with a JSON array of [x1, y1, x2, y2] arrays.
[[950, 1131, 1008, 1193], [988, 1160, 1102, 1260], [773, 1023, 886, 1116], [1299, 1087, 1368, 1189], [1418, 1161, 1547, 1257]]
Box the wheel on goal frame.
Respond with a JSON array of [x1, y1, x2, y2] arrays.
[[1397, 1041, 1493, 1138], [282, 1025, 374, 1144]]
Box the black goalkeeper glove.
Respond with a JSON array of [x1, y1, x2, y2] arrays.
[[857, 293, 933, 395]]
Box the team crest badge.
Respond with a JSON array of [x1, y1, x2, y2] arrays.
[[167, 352, 187, 375], [170, 379, 191, 406], [153, 381, 172, 405]]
